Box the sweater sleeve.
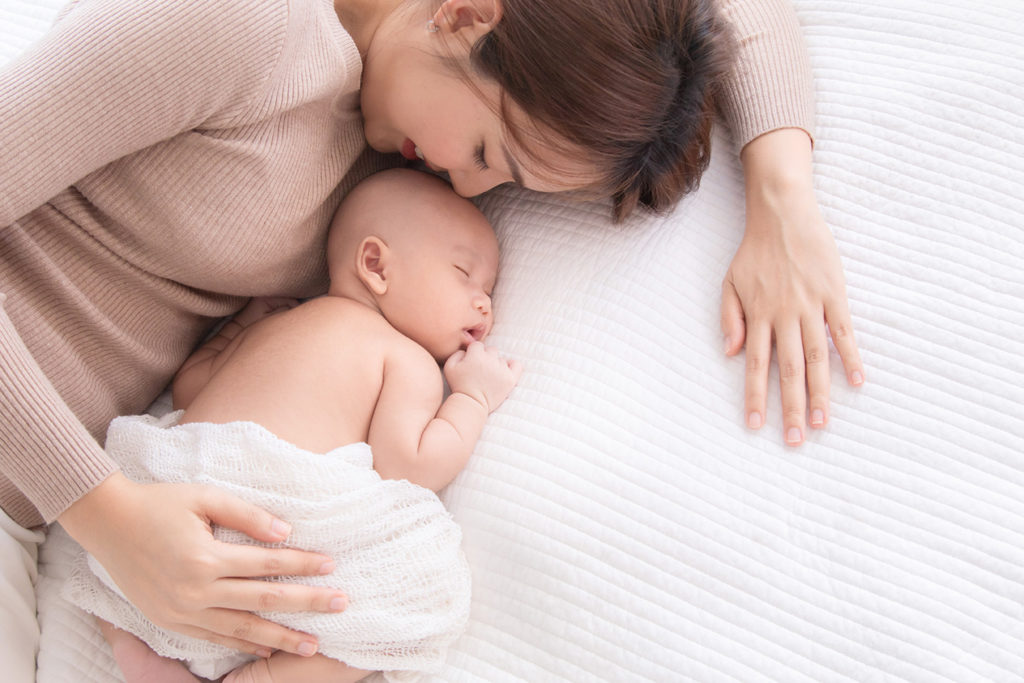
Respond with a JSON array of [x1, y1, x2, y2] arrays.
[[0, 0, 291, 524], [717, 0, 816, 149], [0, 302, 116, 525], [0, 0, 288, 226]]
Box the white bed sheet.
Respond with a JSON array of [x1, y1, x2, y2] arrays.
[[5, 0, 1023, 680]]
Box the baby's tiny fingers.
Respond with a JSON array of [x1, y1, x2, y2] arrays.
[[507, 359, 523, 381], [444, 349, 467, 369]]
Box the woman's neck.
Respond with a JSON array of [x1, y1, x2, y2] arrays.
[[333, 0, 412, 58]]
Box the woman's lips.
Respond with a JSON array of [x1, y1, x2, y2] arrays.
[[400, 138, 422, 161]]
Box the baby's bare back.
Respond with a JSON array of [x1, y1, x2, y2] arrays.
[[180, 296, 432, 454]]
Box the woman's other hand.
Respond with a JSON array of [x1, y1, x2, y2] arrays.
[[721, 128, 864, 445], [58, 473, 347, 657]]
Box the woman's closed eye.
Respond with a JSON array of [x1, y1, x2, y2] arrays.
[[473, 144, 489, 171]]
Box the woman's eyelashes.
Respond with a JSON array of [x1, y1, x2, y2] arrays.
[[473, 144, 489, 171]]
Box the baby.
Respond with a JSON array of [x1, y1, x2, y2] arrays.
[[65, 168, 522, 683]]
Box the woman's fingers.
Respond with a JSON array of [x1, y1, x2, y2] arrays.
[[183, 487, 346, 656], [172, 626, 273, 659], [217, 542, 337, 580], [721, 279, 747, 356], [775, 322, 807, 446], [199, 487, 296, 544], [209, 565, 347, 614], [826, 301, 865, 388], [743, 320, 772, 431], [802, 313, 832, 431], [181, 608, 319, 658]]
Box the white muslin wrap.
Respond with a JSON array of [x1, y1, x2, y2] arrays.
[[63, 412, 471, 681]]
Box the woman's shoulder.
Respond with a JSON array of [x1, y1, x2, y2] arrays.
[[56, 0, 291, 46], [47, 0, 294, 112]]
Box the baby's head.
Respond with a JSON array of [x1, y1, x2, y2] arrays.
[[328, 168, 498, 361]]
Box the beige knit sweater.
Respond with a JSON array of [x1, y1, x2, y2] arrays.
[[0, 0, 813, 529]]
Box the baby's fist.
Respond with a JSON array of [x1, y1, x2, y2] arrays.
[[443, 342, 522, 412]]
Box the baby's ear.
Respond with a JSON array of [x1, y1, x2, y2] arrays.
[[356, 236, 389, 295]]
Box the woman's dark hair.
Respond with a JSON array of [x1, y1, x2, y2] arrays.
[[469, 0, 735, 221]]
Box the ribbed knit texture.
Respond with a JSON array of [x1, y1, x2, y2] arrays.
[[720, 0, 816, 147], [0, 0, 811, 528]]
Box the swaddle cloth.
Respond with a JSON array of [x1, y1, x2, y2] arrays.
[[64, 412, 471, 681]]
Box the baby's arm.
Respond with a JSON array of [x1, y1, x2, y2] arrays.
[[370, 342, 522, 491], [172, 297, 298, 410]]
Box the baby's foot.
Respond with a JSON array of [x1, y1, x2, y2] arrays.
[[97, 618, 200, 683], [222, 658, 274, 683]]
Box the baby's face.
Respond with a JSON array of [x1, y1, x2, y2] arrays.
[[386, 215, 499, 362]]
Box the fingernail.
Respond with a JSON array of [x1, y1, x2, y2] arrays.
[[747, 412, 762, 429], [318, 561, 336, 575], [786, 427, 803, 445], [851, 370, 865, 386], [297, 642, 317, 657], [329, 596, 347, 612], [722, 336, 732, 354], [270, 519, 291, 538], [810, 409, 824, 427]]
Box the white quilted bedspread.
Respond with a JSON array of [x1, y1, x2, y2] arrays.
[[6, 0, 1023, 680]]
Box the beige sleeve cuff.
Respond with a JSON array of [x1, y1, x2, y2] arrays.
[[718, 0, 816, 150]]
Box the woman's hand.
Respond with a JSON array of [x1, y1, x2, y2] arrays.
[[721, 129, 864, 445], [59, 472, 347, 658], [232, 297, 301, 328]]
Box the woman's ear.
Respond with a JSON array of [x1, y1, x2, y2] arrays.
[[433, 0, 502, 35], [356, 236, 390, 295]]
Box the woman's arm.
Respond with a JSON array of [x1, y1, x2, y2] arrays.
[[0, 0, 283, 226], [0, 0, 347, 655], [716, 0, 864, 444]]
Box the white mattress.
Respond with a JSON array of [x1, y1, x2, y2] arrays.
[[6, 0, 1024, 680]]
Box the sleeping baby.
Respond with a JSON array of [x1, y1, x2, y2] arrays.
[[64, 168, 522, 683]]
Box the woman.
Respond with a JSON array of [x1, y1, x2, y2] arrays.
[[0, 0, 862, 677]]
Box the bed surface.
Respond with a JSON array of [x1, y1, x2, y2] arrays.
[[6, 0, 1023, 680]]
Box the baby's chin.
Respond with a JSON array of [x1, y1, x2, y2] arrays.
[[432, 340, 473, 365], [427, 343, 460, 365]]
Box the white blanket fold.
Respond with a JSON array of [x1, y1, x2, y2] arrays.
[[63, 413, 471, 681]]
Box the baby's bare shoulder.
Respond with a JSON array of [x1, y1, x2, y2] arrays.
[[269, 296, 437, 373], [286, 296, 392, 338]]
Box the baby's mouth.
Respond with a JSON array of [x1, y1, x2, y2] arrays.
[[462, 324, 487, 347]]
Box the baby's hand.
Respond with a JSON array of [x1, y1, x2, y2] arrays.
[[443, 342, 522, 413], [233, 296, 301, 327]]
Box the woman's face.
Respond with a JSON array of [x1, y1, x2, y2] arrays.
[[359, 20, 595, 198]]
